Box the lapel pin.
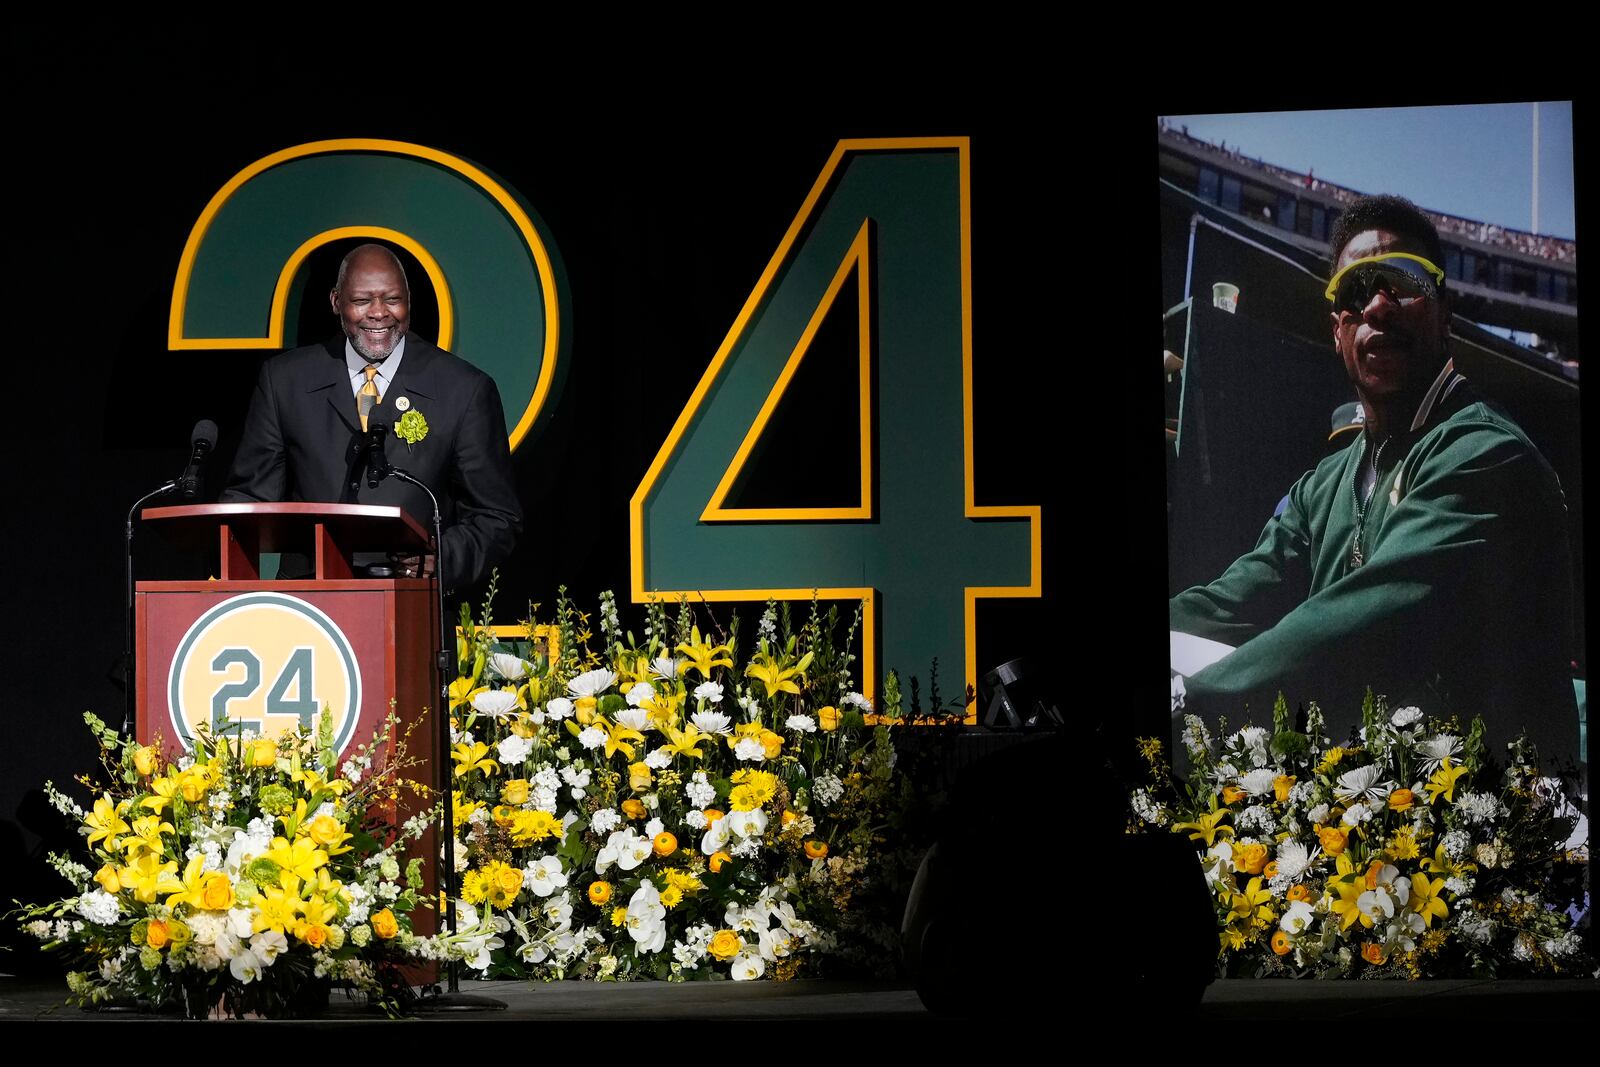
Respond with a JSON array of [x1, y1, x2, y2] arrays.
[[394, 396, 411, 412]]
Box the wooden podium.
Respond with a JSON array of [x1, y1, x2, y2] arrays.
[[135, 503, 440, 955]]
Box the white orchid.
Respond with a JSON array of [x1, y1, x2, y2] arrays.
[[726, 808, 768, 839], [625, 883, 668, 954], [730, 950, 766, 980], [1279, 900, 1317, 935], [523, 856, 566, 898], [700, 818, 732, 856]]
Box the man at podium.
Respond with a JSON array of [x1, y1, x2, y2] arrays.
[[221, 243, 521, 591]]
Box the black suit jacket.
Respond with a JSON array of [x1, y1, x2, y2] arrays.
[[220, 335, 522, 590]]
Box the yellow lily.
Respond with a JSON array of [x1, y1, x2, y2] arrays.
[[452, 740, 502, 779], [1424, 759, 1471, 805], [265, 836, 328, 883], [1228, 876, 1274, 927], [290, 766, 350, 800], [677, 627, 734, 680], [141, 776, 179, 816], [745, 649, 813, 700], [449, 674, 489, 713], [84, 795, 131, 852], [253, 875, 305, 935], [641, 688, 685, 730], [597, 717, 646, 761], [1172, 806, 1234, 849], [615, 652, 654, 691], [1420, 842, 1477, 881], [1326, 854, 1365, 931], [165, 854, 211, 910], [1409, 873, 1449, 927], [121, 813, 175, 859], [662, 722, 710, 760], [117, 852, 184, 904]]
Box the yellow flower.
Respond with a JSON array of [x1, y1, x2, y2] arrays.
[[709, 929, 743, 961], [452, 740, 502, 780], [1173, 807, 1234, 848], [1327, 857, 1365, 931], [141, 776, 178, 816], [1221, 785, 1247, 806], [1271, 930, 1293, 956], [729, 770, 778, 812], [1388, 788, 1415, 812], [676, 626, 734, 680], [306, 814, 353, 856], [629, 761, 654, 792], [598, 718, 646, 761], [663, 868, 703, 894], [461, 870, 488, 905], [247, 738, 278, 768], [621, 798, 647, 820], [709, 851, 733, 874], [817, 706, 841, 732], [1227, 876, 1274, 928], [1386, 825, 1421, 862], [121, 813, 174, 858], [610, 906, 628, 928], [482, 861, 522, 909], [84, 795, 131, 852], [703, 808, 725, 824], [1272, 775, 1296, 803], [265, 836, 328, 883], [745, 649, 813, 700], [1233, 842, 1268, 875], [501, 779, 530, 806], [253, 876, 306, 934], [1361, 942, 1387, 965], [760, 729, 784, 759], [165, 854, 212, 910], [132, 745, 159, 777], [119, 853, 184, 905], [1425, 760, 1471, 805], [653, 832, 678, 857], [588, 881, 612, 906], [371, 909, 399, 939], [449, 675, 488, 713], [1286, 883, 1316, 904], [1317, 747, 1348, 774], [93, 863, 123, 894], [804, 840, 829, 859], [200, 872, 235, 911], [1409, 873, 1449, 927], [175, 764, 214, 803], [662, 723, 710, 761], [1420, 843, 1476, 881], [145, 918, 171, 950], [1316, 826, 1349, 856], [660, 885, 683, 908], [509, 809, 563, 845]]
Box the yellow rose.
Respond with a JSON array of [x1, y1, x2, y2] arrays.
[[588, 881, 612, 906], [1317, 826, 1348, 856], [653, 832, 677, 857], [248, 739, 278, 768], [1272, 775, 1296, 803], [1221, 785, 1247, 805], [817, 706, 841, 732], [1286, 883, 1316, 904], [709, 929, 743, 961], [300, 923, 330, 948], [760, 730, 784, 759], [145, 919, 170, 950], [1388, 788, 1415, 812], [804, 840, 829, 859], [709, 851, 733, 874], [1271, 931, 1293, 956], [93, 863, 123, 894], [370, 909, 399, 940], [621, 798, 647, 820], [494, 865, 523, 895], [629, 761, 654, 793], [307, 815, 343, 847], [1361, 943, 1386, 966], [575, 696, 598, 725], [133, 745, 159, 777], [199, 872, 235, 911], [1234, 842, 1268, 875], [501, 779, 530, 806]]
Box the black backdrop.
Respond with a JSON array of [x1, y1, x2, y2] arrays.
[[3, 36, 1168, 962]]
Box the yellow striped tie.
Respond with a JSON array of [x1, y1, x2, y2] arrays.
[[358, 364, 381, 431]]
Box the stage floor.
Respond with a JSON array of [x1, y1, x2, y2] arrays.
[[3, 976, 1596, 1023]]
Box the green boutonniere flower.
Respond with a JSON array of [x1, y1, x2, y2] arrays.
[[395, 409, 428, 449]]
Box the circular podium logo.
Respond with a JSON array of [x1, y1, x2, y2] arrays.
[[168, 593, 362, 754]]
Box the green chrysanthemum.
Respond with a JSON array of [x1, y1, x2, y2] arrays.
[[395, 409, 428, 445]]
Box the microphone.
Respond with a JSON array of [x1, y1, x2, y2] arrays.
[[178, 419, 218, 499], [366, 422, 392, 489]]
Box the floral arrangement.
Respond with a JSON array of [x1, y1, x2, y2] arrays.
[[1130, 692, 1590, 978], [17, 708, 437, 1017], [432, 587, 941, 982]]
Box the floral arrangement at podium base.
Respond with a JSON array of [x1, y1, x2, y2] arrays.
[[1130, 691, 1589, 978], [18, 710, 436, 1018]]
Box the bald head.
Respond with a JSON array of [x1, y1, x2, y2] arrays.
[[330, 244, 411, 361]]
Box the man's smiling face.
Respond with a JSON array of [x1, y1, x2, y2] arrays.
[[332, 249, 410, 362], [1330, 228, 1450, 407]]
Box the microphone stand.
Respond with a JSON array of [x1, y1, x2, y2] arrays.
[[371, 438, 503, 1012], [123, 481, 178, 738]]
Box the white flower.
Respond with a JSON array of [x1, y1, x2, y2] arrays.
[[843, 691, 873, 712], [230, 950, 264, 984], [250, 930, 288, 964], [691, 711, 733, 735], [1182, 715, 1213, 756], [786, 714, 817, 734], [546, 697, 574, 720], [1271, 840, 1321, 883], [489, 653, 529, 681], [614, 707, 651, 733], [76, 890, 120, 925], [1416, 734, 1463, 773], [759, 926, 798, 960], [590, 808, 621, 835], [542, 892, 573, 932], [1238, 769, 1278, 797], [734, 737, 766, 762], [812, 773, 844, 808], [626, 682, 656, 707], [730, 950, 766, 980], [651, 656, 681, 681], [693, 681, 724, 703], [472, 689, 521, 718], [1306, 803, 1331, 825], [1202, 841, 1234, 888], [645, 817, 665, 838], [1457, 791, 1505, 826], [1390, 706, 1423, 728], [613, 830, 653, 871], [644, 747, 672, 770], [1130, 789, 1167, 827], [497, 734, 533, 765], [1334, 764, 1391, 804], [685, 771, 717, 809], [1236, 805, 1277, 836], [701, 818, 732, 856], [625, 883, 668, 954], [726, 808, 768, 839], [568, 669, 617, 698], [523, 856, 567, 898], [1279, 900, 1317, 935], [685, 809, 709, 830], [578, 726, 607, 751]]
